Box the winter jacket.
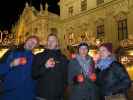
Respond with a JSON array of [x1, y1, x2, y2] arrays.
[[96, 61, 131, 99], [0, 48, 36, 100], [68, 57, 99, 100], [32, 49, 68, 99]]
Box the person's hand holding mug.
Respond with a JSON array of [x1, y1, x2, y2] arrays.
[[10, 57, 27, 67], [89, 73, 96, 81], [45, 58, 56, 68], [77, 74, 84, 83]]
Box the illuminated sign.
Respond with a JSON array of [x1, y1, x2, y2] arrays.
[[120, 39, 133, 47]]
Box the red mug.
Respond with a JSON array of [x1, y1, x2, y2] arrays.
[[77, 74, 84, 83], [19, 57, 27, 65], [89, 73, 96, 81]]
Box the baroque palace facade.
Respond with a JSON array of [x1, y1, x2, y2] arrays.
[[13, 0, 133, 49]]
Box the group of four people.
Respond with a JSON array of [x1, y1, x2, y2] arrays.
[[0, 33, 131, 100]]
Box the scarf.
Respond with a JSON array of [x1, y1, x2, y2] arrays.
[[76, 55, 93, 77], [96, 56, 116, 71]]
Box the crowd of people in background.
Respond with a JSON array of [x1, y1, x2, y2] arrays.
[[0, 33, 132, 100]]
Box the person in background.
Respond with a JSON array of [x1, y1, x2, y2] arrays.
[[32, 33, 68, 100], [0, 36, 39, 100], [95, 42, 131, 100], [68, 42, 99, 100]]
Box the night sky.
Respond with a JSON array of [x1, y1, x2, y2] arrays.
[[0, 0, 60, 31]]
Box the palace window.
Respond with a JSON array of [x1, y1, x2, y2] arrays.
[[68, 6, 73, 16], [97, 0, 104, 5], [118, 19, 128, 40], [81, 0, 87, 11], [50, 28, 58, 34], [96, 25, 104, 38]]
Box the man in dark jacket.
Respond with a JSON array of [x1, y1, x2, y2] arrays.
[[32, 33, 68, 100]]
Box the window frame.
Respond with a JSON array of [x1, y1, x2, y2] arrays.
[[118, 19, 128, 40], [97, 0, 104, 5], [81, 0, 87, 11], [96, 24, 105, 38], [68, 6, 74, 16]]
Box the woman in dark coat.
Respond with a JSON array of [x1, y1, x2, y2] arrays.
[[95, 43, 131, 100], [0, 36, 39, 100], [68, 42, 99, 100]]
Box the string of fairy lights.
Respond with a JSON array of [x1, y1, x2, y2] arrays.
[[0, 30, 16, 47]]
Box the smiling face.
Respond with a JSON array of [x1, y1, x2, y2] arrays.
[[47, 35, 59, 50], [79, 46, 88, 57], [24, 37, 38, 50], [99, 46, 111, 59]]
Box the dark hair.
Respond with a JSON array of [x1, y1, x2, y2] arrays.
[[78, 42, 89, 51], [100, 42, 113, 53]]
